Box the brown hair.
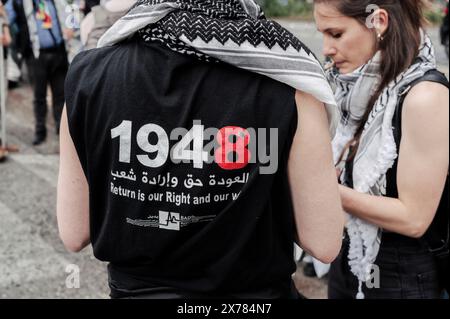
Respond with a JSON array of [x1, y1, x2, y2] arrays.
[[315, 0, 427, 163]]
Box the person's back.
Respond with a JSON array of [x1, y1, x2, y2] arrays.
[[65, 37, 302, 298], [59, 0, 344, 299]]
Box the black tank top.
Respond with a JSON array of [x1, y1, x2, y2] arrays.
[[65, 37, 298, 298]]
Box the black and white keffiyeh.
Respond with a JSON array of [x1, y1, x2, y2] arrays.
[[328, 31, 437, 299], [97, 0, 337, 128]]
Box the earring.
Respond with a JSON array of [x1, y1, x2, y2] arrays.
[[377, 32, 384, 42]]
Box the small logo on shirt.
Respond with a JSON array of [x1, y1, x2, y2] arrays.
[[159, 211, 181, 231], [126, 211, 216, 231]]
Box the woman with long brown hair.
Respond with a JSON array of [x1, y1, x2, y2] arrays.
[[314, 0, 449, 299]]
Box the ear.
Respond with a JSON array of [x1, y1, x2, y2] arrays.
[[373, 8, 389, 36]]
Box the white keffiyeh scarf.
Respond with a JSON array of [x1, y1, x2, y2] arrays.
[[97, 0, 338, 129]]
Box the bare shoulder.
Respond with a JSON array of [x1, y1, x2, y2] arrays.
[[403, 81, 449, 116], [402, 80, 449, 145], [295, 90, 327, 117]]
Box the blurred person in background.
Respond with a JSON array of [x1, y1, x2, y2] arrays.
[[440, 0, 449, 57], [0, 0, 11, 161], [6, 0, 74, 146], [80, 0, 135, 50]]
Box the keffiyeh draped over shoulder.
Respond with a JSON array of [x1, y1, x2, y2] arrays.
[[97, 0, 338, 129]]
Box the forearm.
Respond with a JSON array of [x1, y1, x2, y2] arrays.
[[57, 178, 91, 252], [57, 107, 91, 253], [340, 185, 421, 237], [290, 91, 345, 263]]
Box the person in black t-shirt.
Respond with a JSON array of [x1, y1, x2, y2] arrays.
[[57, 0, 344, 299]]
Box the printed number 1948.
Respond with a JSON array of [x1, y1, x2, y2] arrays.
[[111, 120, 252, 170]]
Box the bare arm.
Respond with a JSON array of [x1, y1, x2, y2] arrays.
[[288, 91, 344, 264], [57, 106, 90, 252], [340, 82, 449, 238]]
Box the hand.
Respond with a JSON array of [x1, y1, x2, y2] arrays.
[[336, 168, 342, 179], [1, 26, 11, 47], [63, 28, 75, 41], [338, 184, 354, 213]]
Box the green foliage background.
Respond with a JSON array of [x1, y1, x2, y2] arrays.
[[257, 0, 445, 24], [256, 0, 313, 18]]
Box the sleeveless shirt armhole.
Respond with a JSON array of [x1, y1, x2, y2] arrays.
[[64, 51, 92, 178], [285, 89, 298, 151]]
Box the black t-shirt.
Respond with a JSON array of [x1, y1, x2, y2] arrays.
[[65, 37, 298, 298]]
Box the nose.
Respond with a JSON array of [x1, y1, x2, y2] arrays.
[[322, 37, 337, 58]]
